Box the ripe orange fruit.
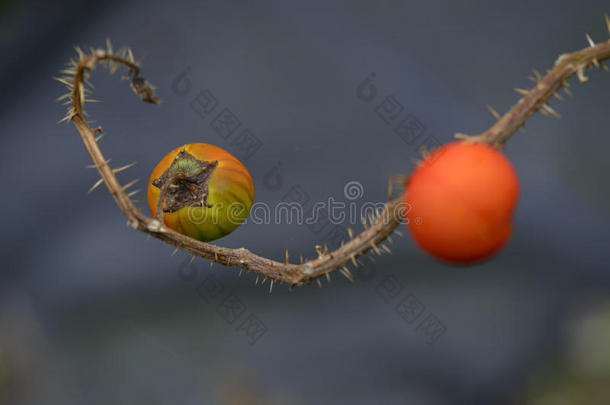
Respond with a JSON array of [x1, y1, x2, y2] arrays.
[[404, 141, 519, 263], [147, 143, 254, 242]]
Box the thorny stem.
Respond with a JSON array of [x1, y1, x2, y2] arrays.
[[461, 34, 610, 146], [59, 26, 610, 288]]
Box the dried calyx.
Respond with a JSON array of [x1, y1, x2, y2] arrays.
[[152, 150, 218, 213]]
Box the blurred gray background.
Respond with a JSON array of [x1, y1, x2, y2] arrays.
[[1, 0, 610, 404]]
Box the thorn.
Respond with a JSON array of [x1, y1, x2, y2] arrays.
[[57, 110, 75, 124], [486, 104, 501, 120], [122, 179, 139, 190], [255, 276, 259, 285], [419, 144, 430, 159], [541, 103, 561, 118], [55, 92, 72, 102], [171, 246, 179, 256], [563, 87, 573, 96], [387, 235, 393, 243], [454, 133, 478, 142], [585, 33, 595, 48], [239, 269, 243, 277], [583, 33, 600, 68], [106, 37, 113, 55], [577, 64, 589, 82], [339, 267, 354, 283], [605, 13, 610, 35], [514, 88, 529, 96], [285, 249, 289, 264], [315, 245, 324, 257], [552, 91, 564, 101], [350, 254, 358, 267], [95, 133, 104, 142], [394, 229, 403, 236], [369, 241, 381, 255], [109, 60, 120, 75], [127, 47, 135, 63], [316, 279, 322, 288], [269, 280, 275, 294], [88, 178, 104, 193], [348, 228, 354, 239], [261, 276, 267, 285], [53, 76, 73, 87], [381, 244, 392, 254], [527, 69, 542, 83], [532, 68, 542, 81], [127, 189, 140, 198], [325, 272, 331, 283], [112, 162, 137, 173], [592, 58, 600, 68], [74, 45, 86, 60]]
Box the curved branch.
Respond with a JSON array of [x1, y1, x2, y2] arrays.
[[57, 44, 405, 286], [58, 26, 610, 287]]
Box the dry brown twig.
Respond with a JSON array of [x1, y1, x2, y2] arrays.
[[57, 18, 610, 289]]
